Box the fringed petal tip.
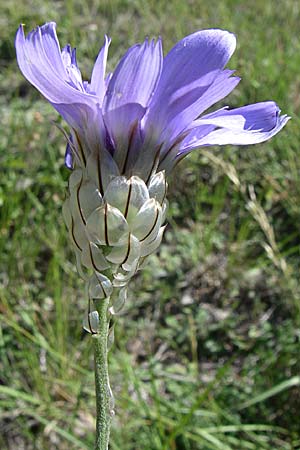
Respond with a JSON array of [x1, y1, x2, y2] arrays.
[[179, 101, 290, 155], [16, 22, 101, 131], [15, 24, 26, 50], [16, 23, 24, 36], [16, 21, 56, 35], [143, 29, 238, 141], [16, 22, 289, 180], [103, 34, 163, 112]]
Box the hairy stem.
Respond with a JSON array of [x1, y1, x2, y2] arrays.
[[93, 298, 113, 450]]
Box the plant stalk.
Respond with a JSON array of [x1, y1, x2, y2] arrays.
[[93, 297, 113, 450]]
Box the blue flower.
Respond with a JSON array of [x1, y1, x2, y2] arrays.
[[16, 22, 289, 181]]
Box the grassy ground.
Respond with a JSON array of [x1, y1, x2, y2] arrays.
[[1, 0, 300, 449]]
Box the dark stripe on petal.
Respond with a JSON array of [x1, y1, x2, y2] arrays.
[[71, 217, 82, 251], [74, 129, 86, 167], [121, 121, 138, 175], [89, 244, 104, 273], [76, 177, 86, 225], [145, 143, 163, 185], [140, 206, 159, 242], [158, 132, 188, 167], [96, 152, 104, 196], [104, 203, 109, 246], [120, 233, 131, 266], [124, 178, 132, 219]]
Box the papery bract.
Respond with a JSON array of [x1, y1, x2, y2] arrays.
[[15, 23, 289, 329]]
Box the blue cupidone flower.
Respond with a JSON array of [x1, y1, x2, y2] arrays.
[[15, 23, 289, 332]]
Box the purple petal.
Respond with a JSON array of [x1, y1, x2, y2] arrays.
[[61, 45, 85, 91], [180, 101, 290, 151], [15, 23, 97, 128], [143, 29, 236, 140], [103, 103, 146, 173], [39, 22, 67, 79], [103, 38, 162, 112], [54, 103, 97, 130], [65, 142, 74, 169], [157, 125, 214, 173], [162, 70, 240, 143], [63, 105, 107, 167], [90, 35, 111, 104]]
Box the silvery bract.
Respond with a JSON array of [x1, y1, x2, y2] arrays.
[[15, 23, 289, 331], [62, 164, 167, 331]]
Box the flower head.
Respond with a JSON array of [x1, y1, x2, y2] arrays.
[[16, 22, 289, 182], [15, 23, 289, 330]]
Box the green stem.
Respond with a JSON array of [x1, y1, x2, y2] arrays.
[[93, 298, 113, 450]]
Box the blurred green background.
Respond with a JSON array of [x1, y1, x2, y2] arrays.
[[1, 0, 300, 449]]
